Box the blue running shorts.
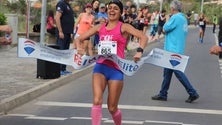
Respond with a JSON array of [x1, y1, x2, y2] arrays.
[[93, 63, 124, 80]]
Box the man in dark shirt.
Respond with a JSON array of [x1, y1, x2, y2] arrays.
[[55, 0, 74, 75], [186, 10, 192, 25]]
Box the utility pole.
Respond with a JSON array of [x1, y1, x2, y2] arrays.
[[136, 0, 140, 10], [26, 0, 30, 38], [201, 0, 204, 13], [159, 0, 163, 13], [40, 0, 47, 44]]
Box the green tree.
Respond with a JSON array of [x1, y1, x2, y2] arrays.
[[0, 12, 7, 25], [6, 0, 26, 15]]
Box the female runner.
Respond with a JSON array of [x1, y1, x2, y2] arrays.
[[74, 0, 148, 124]]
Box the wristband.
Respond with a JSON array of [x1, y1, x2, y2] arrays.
[[137, 47, 143, 53], [219, 42, 222, 47]]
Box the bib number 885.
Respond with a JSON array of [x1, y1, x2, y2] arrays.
[[101, 47, 111, 54]]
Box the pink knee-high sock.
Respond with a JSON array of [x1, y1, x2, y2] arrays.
[[111, 109, 122, 125], [91, 105, 102, 125]]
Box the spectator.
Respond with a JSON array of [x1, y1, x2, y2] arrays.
[[126, 0, 132, 8], [98, 3, 108, 23], [0, 25, 12, 45], [212, 14, 218, 33], [151, 0, 199, 103], [149, 10, 159, 41], [210, 19, 222, 56], [142, 6, 150, 35], [136, 7, 144, 32], [137, 6, 150, 35], [157, 9, 166, 42], [74, 3, 95, 56], [130, 4, 138, 27], [55, 0, 74, 75], [91, 0, 100, 51], [91, 0, 100, 17], [186, 10, 192, 25], [193, 12, 198, 26], [46, 10, 56, 35], [122, 6, 130, 23], [210, 44, 222, 55], [94, 3, 108, 49]]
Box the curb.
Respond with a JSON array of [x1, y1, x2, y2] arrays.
[[0, 64, 94, 114]]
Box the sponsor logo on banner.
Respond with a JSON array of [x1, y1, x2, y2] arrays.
[[117, 59, 140, 72], [24, 40, 36, 55], [169, 54, 182, 67]]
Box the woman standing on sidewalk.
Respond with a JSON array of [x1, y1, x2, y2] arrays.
[[74, 3, 95, 56], [46, 10, 56, 35], [74, 0, 148, 124]]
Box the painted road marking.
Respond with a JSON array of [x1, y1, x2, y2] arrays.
[[70, 117, 91, 120], [145, 120, 199, 125], [6, 114, 35, 117], [25, 116, 67, 121], [5, 114, 199, 125], [214, 34, 222, 78], [35, 101, 222, 115], [219, 58, 222, 78], [105, 119, 144, 124], [70, 117, 109, 121]]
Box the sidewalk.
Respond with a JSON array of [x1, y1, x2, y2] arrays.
[[0, 29, 162, 114]]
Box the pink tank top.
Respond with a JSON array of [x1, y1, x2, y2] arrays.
[[46, 17, 54, 29], [97, 21, 127, 70], [77, 13, 94, 35]]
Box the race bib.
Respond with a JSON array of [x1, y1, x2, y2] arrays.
[[98, 41, 117, 55], [199, 21, 204, 26]]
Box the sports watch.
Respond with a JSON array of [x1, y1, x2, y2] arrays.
[[137, 47, 144, 54]]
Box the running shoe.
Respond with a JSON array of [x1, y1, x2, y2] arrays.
[[185, 94, 199, 103], [151, 95, 167, 101], [63, 70, 72, 74], [60, 71, 66, 76], [200, 39, 203, 43], [60, 70, 72, 75], [198, 38, 201, 43]]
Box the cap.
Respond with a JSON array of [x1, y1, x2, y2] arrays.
[[108, 0, 123, 14], [99, 3, 106, 8], [85, 3, 92, 8]]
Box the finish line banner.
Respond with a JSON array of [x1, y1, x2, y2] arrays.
[[18, 38, 189, 76]]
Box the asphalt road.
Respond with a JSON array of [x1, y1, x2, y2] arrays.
[[0, 27, 222, 125]]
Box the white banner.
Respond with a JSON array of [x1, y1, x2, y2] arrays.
[[18, 38, 189, 76]]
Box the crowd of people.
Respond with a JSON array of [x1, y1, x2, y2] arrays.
[[50, 0, 221, 62]]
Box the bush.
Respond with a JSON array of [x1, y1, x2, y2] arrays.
[[0, 12, 7, 25]]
